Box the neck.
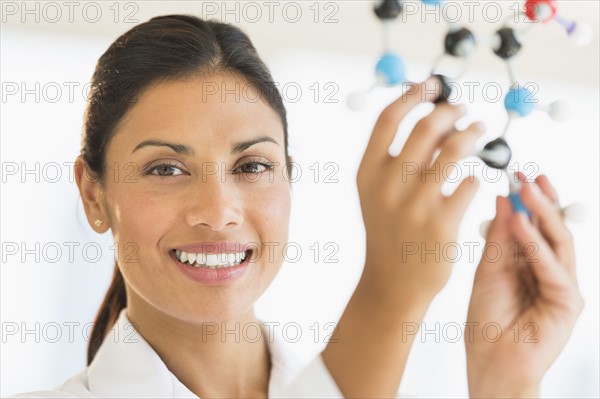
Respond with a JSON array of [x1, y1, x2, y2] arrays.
[[126, 295, 271, 398]]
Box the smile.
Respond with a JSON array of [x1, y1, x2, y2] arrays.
[[171, 249, 251, 269], [169, 248, 253, 285]]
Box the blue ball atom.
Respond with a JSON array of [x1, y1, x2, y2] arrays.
[[504, 86, 537, 117], [375, 53, 406, 86], [509, 192, 531, 217]]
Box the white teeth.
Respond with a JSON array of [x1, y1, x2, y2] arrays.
[[175, 250, 248, 268], [205, 254, 218, 266]]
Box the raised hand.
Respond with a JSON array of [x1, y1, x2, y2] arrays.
[[356, 77, 484, 304], [465, 173, 584, 398], [322, 77, 484, 398]]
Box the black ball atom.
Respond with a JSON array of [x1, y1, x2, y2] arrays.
[[374, 0, 403, 20], [493, 27, 522, 60], [432, 74, 453, 104], [479, 138, 512, 169], [444, 27, 476, 57]]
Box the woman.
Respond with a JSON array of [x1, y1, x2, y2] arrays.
[[11, 14, 583, 398]]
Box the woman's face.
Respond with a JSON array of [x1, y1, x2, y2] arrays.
[[98, 73, 290, 323]]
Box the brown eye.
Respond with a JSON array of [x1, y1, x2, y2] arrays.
[[145, 163, 186, 177], [236, 162, 273, 174]]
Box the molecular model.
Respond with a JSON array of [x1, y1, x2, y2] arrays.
[[349, 0, 590, 231]]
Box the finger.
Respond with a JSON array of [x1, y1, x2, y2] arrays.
[[474, 196, 512, 276], [433, 121, 486, 168], [510, 212, 577, 296], [519, 179, 576, 277], [418, 122, 485, 200], [360, 77, 442, 173], [535, 174, 560, 206], [516, 172, 575, 268], [393, 102, 467, 170], [514, 171, 528, 182], [487, 195, 512, 243], [442, 176, 480, 227]]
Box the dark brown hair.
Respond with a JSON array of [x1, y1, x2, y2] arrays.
[[81, 14, 290, 365]]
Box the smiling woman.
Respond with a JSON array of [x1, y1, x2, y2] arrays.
[[87, 72, 293, 325], [9, 11, 586, 399], [95, 71, 293, 311], [9, 14, 327, 399], [77, 72, 295, 396]]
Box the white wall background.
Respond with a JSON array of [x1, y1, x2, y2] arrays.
[[1, 1, 598, 397]]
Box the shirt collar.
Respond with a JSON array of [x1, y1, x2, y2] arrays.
[[87, 308, 303, 398]]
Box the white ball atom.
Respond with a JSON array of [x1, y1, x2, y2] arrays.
[[347, 92, 366, 111], [549, 100, 571, 122], [569, 21, 593, 47], [563, 203, 586, 223]]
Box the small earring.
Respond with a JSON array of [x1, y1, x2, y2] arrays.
[[94, 219, 103, 227]]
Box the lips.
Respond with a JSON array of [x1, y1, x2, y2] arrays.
[[169, 246, 252, 285]]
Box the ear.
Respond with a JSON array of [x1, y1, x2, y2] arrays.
[[74, 155, 110, 233]]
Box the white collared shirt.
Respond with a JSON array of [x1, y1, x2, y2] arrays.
[[10, 308, 344, 398]]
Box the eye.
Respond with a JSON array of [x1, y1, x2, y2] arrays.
[[144, 162, 187, 177], [234, 161, 274, 174]]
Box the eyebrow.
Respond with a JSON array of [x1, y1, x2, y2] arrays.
[[130, 135, 280, 156]]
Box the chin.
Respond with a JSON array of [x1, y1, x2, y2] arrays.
[[159, 291, 261, 325]]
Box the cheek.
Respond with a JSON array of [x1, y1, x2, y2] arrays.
[[251, 182, 291, 277], [245, 182, 291, 294], [249, 182, 291, 236], [106, 189, 179, 302], [106, 188, 173, 258]]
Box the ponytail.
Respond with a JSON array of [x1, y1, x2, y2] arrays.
[[87, 263, 126, 365]]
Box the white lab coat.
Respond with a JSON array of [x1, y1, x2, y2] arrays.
[[9, 308, 345, 398]]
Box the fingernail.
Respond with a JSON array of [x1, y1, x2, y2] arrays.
[[535, 174, 544, 183], [531, 183, 543, 198]]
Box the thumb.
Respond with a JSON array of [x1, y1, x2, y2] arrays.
[[475, 196, 513, 277], [485, 195, 512, 244]]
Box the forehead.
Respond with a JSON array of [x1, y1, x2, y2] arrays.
[[109, 72, 284, 153]]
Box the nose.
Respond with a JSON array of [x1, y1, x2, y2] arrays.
[[184, 176, 244, 231]]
